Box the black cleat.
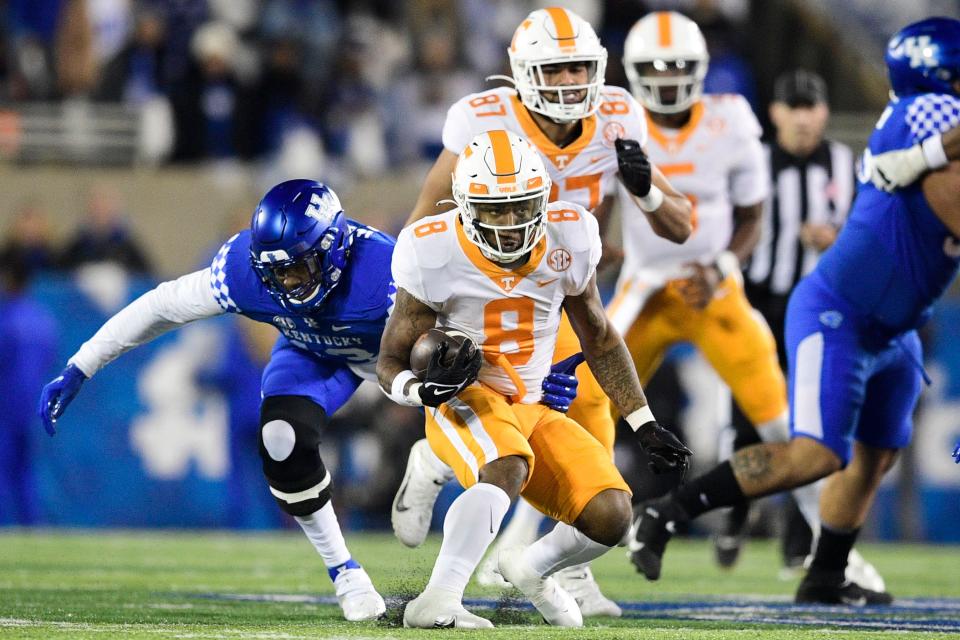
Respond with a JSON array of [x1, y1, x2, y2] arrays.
[[713, 502, 749, 569], [796, 570, 894, 606], [713, 534, 742, 569], [627, 497, 687, 581]]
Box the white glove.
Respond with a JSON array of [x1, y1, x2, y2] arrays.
[[869, 133, 948, 192]]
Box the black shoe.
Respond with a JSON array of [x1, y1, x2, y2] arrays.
[[713, 534, 742, 569], [795, 570, 894, 606], [713, 502, 749, 569], [627, 497, 687, 581]]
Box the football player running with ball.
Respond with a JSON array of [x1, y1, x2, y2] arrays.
[[377, 130, 690, 628], [39, 180, 392, 622], [391, 6, 692, 616]]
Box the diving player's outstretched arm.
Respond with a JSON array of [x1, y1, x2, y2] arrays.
[[563, 273, 691, 473], [870, 124, 960, 191], [38, 269, 225, 435]]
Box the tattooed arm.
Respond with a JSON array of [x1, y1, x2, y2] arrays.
[[562, 272, 647, 417], [564, 274, 691, 472], [377, 287, 437, 402]]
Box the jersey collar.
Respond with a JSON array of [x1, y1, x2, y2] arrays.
[[646, 101, 704, 152], [510, 94, 597, 170], [455, 215, 546, 293]]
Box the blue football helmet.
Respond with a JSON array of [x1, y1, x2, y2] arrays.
[[249, 179, 353, 312], [885, 17, 960, 97]]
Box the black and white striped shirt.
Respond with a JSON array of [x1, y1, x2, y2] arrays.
[[746, 139, 855, 296]]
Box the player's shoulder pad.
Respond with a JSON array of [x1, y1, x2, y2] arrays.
[[904, 92, 960, 142], [449, 87, 512, 117], [598, 84, 647, 140], [702, 93, 762, 138], [543, 201, 598, 254], [397, 210, 459, 270]]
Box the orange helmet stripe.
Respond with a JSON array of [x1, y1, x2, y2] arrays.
[[656, 12, 672, 47], [487, 130, 517, 184], [545, 7, 576, 48]]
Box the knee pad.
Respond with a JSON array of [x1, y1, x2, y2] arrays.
[[259, 395, 331, 516]]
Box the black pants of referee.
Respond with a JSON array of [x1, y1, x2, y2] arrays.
[[728, 282, 813, 567]]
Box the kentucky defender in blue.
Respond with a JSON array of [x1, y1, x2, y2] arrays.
[[627, 17, 960, 605], [38, 180, 392, 621]]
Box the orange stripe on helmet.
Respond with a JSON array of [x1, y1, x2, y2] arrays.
[[657, 12, 672, 47], [545, 7, 576, 50], [487, 130, 517, 184]]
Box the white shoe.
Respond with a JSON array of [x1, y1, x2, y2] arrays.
[[846, 549, 886, 593], [554, 564, 622, 617], [475, 537, 514, 588], [333, 567, 386, 621], [496, 548, 582, 627], [392, 439, 453, 548], [403, 588, 494, 629]]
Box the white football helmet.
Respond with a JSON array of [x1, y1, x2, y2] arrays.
[[623, 11, 709, 114], [452, 130, 551, 263], [503, 7, 608, 123]]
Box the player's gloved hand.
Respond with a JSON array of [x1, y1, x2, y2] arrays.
[[541, 352, 585, 413], [635, 421, 693, 476], [38, 364, 87, 437], [419, 340, 483, 407], [868, 134, 947, 193], [953, 438, 960, 464], [615, 138, 653, 197]]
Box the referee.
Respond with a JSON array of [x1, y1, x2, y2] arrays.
[[718, 69, 855, 572]]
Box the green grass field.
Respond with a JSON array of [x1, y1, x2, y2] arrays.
[[2, 529, 959, 639]]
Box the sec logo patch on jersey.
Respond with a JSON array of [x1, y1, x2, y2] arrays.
[[548, 248, 572, 272], [603, 122, 626, 147]]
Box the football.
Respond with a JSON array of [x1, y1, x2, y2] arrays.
[[410, 327, 477, 378]]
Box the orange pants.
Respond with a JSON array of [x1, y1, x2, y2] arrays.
[[600, 275, 787, 426], [425, 385, 630, 524]]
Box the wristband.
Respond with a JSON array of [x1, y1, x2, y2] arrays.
[[385, 370, 423, 407], [714, 250, 741, 280], [625, 405, 656, 431], [921, 133, 948, 170], [636, 184, 664, 212]]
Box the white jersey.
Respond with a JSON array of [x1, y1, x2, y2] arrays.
[[442, 86, 647, 211], [619, 94, 768, 288], [392, 203, 602, 404]]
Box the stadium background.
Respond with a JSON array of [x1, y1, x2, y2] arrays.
[[1, 0, 958, 545]]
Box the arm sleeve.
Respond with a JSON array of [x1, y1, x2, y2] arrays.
[[68, 268, 225, 377], [441, 100, 474, 155], [563, 208, 603, 296], [729, 100, 770, 206]]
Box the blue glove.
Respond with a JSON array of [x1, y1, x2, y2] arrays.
[[541, 352, 586, 413], [38, 364, 87, 436], [953, 439, 960, 464]]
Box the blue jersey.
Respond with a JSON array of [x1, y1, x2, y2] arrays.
[[207, 221, 396, 368], [815, 92, 960, 334]]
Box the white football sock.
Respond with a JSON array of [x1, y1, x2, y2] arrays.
[[295, 501, 352, 569], [496, 497, 544, 547], [526, 522, 613, 578], [427, 482, 511, 598]]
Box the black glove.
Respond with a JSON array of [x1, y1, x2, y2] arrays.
[[615, 138, 653, 197], [419, 339, 483, 407], [635, 420, 692, 476]]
